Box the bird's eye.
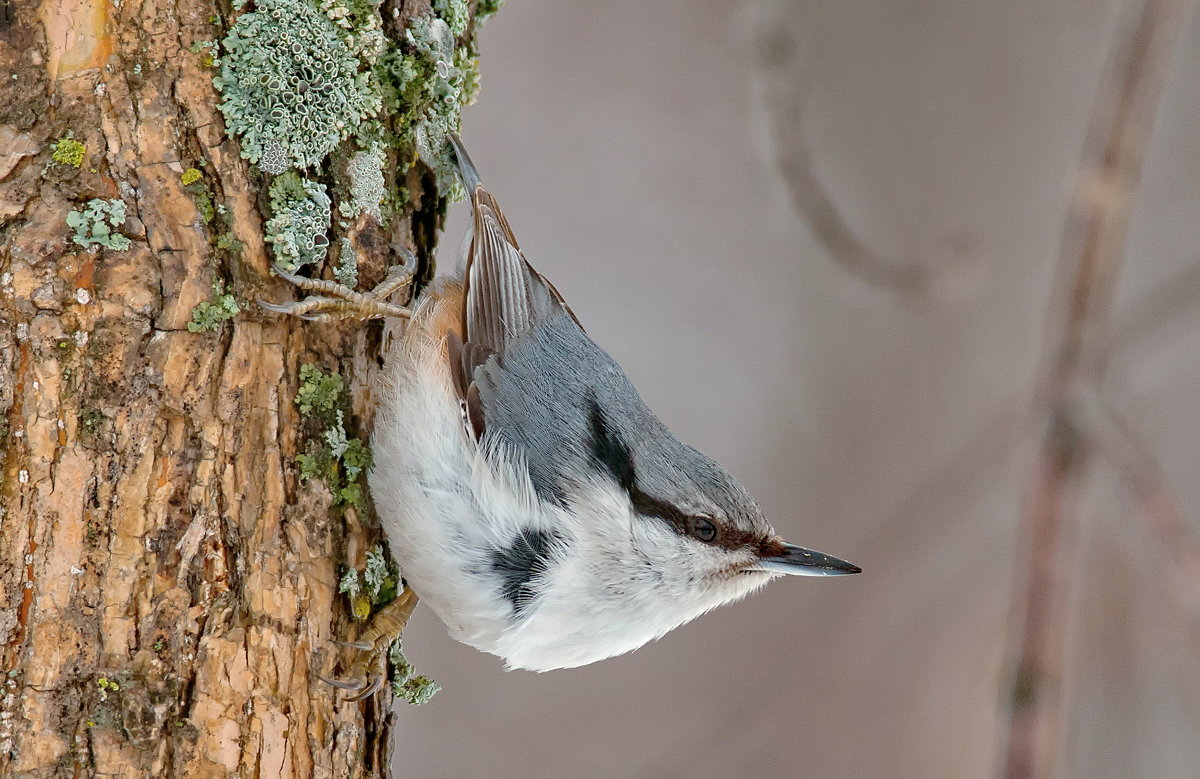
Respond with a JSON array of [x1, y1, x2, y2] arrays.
[[687, 516, 719, 544]]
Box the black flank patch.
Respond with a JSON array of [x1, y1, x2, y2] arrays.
[[585, 392, 636, 491], [491, 528, 560, 616]]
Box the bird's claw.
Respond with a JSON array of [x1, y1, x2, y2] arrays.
[[317, 672, 385, 702], [259, 252, 417, 322], [321, 587, 420, 701], [319, 638, 390, 700], [316, 672, 367, 691]]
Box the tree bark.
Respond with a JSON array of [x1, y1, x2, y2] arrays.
[[0, 0, 481, 775]]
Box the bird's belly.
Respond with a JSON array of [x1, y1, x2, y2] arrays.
[[368, 320, 510, 655]]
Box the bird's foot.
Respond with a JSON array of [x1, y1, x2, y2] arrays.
[[319, 587, 420, 702], [259, 249, 417, 322]]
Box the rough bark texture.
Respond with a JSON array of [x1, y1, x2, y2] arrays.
[[0, 0, 466, 775]]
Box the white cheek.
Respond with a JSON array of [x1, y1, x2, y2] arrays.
[[627, 518, 680, 560]]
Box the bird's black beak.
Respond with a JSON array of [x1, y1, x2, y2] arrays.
[[747, 542, 861, 577]]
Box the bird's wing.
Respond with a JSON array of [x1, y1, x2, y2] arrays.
[[451, 182, 579, 441], [463, 185, 576, 353]]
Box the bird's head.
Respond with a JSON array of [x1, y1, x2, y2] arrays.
[[582, 394, 859, 614]]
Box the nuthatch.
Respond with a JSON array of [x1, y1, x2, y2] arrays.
[[263, 135, 859, 692]]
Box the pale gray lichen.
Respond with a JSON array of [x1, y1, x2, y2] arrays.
[[432, 0, 469, 36], [346, 143, 386, 222], [318, 0, 387, 58], [66, 199, 132, 251], [213, 0, 383, 172], [258, 140, 289, 176], [323, 410, 350, 460], [264, 171, 332, 270], [363, 544, 388, 598], [404, 15, 475, 196], [388, 639, 440, 705], [338, 567, 361, 597], [370, 7, 485, 198], [335, 237, 359, 287]]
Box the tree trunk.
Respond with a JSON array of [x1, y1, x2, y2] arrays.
[[0, 0, 490, 775]]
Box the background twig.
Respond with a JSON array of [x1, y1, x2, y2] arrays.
[[1002, 1, 1195, 776]]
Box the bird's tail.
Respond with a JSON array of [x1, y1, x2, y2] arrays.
[[449, 133, 482, 194]]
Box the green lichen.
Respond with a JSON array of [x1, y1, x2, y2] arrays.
[[294, 364, 371, 511], [178, 165, 220, 224], [265, 171, 332, 271], [81, 406, 104, 435], [350, 591, 372, 619], [338, 567, 371, 619], [213, 0, 383, 172], [388, 639, 440, 705], [96, 676, 120, 702], [341, 433, 371, 479], [375, 13, 479, 195], [51, 136, 86, 168], [215, 232, 244, 253], [187, 280, 240, 332], [337, 481, 367, 512], [66, 199, 132, 251], [296, 362, 344, 418], [186, 185, 216, 225], [475, 0, 504, 23]]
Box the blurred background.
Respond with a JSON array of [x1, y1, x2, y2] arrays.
[[393, 1, 1200, 776]]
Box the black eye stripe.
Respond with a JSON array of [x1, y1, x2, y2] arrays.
[[632, 488, 727, 545], [585, 392, 755, 550], [629, 486, 688, 525]]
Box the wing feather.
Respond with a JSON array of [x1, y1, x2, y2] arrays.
[[448, 135, 582, 443], [465, 188, 565, 353]]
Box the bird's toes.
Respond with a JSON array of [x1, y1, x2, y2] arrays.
[[344, 675, 384, 703], [316, 672, 369, 692]]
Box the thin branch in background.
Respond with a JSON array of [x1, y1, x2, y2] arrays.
[[1002, 0, 1195, 777], [1006, 410, 1085, 779], [1071, 388, 1200, 608], [771, 128, 934, 291], [753, 24, 966, 293]]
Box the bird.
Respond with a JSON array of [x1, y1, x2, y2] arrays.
[[262, 134, 860, 694]]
